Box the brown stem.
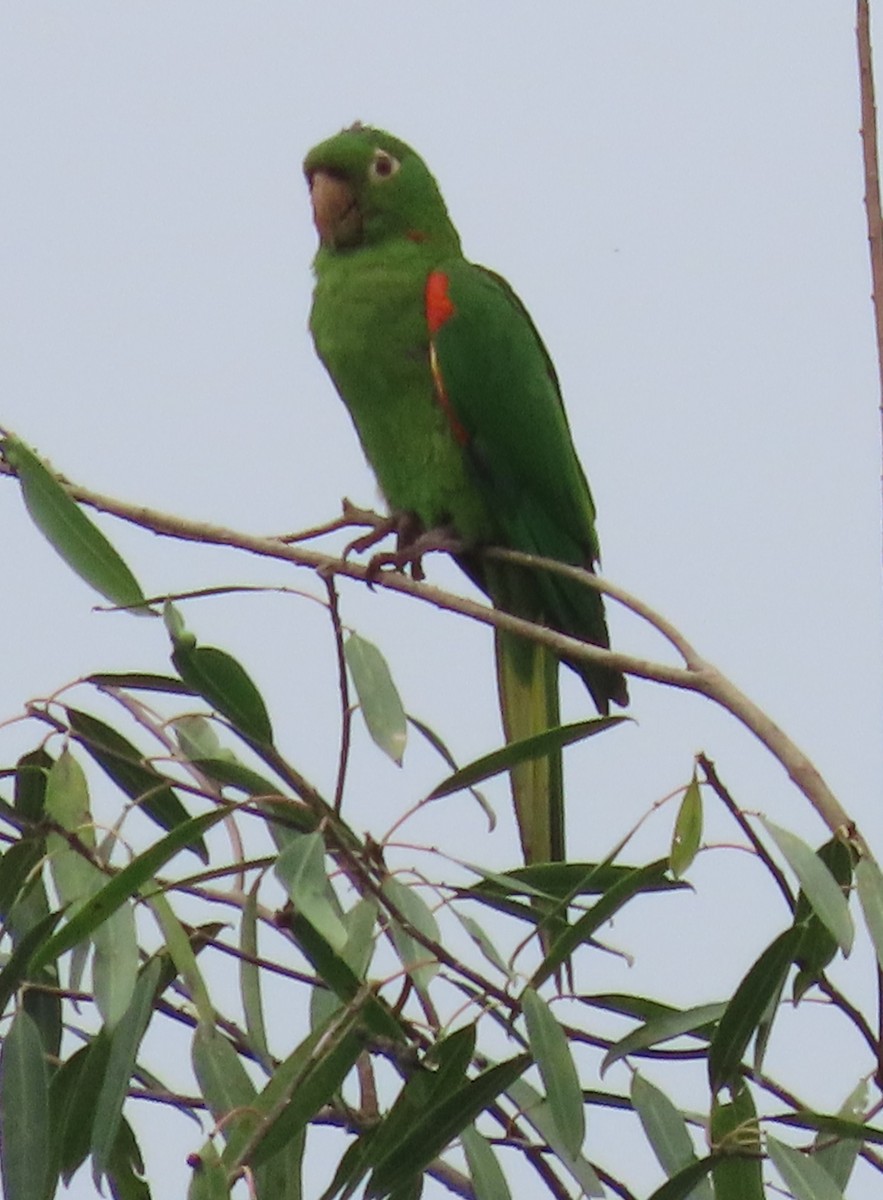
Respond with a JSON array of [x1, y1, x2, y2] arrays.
[[857, 0, 883, 503]]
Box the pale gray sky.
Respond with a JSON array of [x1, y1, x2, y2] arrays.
[[1, 4, 882, 1197]]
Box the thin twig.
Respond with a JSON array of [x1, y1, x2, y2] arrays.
[[697, 754, 794, 910], [324, 575, 353, 813], [857, 0, 883, 500]]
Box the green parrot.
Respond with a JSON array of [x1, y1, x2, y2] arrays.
[[305, 124, 627, 866]]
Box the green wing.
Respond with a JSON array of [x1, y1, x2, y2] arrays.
[[430, 258, 626, 714]]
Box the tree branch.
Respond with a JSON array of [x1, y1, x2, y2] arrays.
[[0, 458, 861, 849]]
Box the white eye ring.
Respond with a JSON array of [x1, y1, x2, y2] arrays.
[[369, 148, 400, 181]]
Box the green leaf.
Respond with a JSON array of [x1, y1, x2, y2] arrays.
[[761, 820, 853, 955], [345, 633, 408, 765], [521, 987, 584, 1158], [147, 893, 214, 1027], [104, 1118, 150, 1200], [28, 803, 234, 977], [0, 1009, 51, 1200], [708, 927, 801, 1094], [240, 880, 271, 1069], [455, 912, 514, 981], [91, 958, 163, 1182], [382, 875, 440, 994], [66, 707, 206, 861], [253, 1129, 305, 1200], [631, 1073, 712, 1200], [534, 859, 674, 989], [461, 1126, 511, 1200], [710, 1082, 763, 1200], [407, 715, 495, 829], [172, 643, 273, 746], [310, 897, 377, 1029], [14, 747, 53, 823], [92, 897, 139, 1029], [285, 911, 406, 1042], [275, 833, 347, 951], [429, 717, 627, 800], [670, 771, 702, 878], [645, 1157, 717, 1200], [338, 1026, 476, 1198], [238, 1011, 364, 1170], [767, 1135, 847, 1200], [602, 1003, 726, 1075], [49, 1044, 92, 1183], [366, 1054, 530, 1198], [174, 715, 225, 761], [813, 1078, 868, 1190], [855, 857, 883, 972], [0, 909, 64, 1019], [792, 839, 854, 1001], [505, 1077, 604, 1196], [186, 1142, 229, 1200], [192, 1023, 259, 1163], [1, 434, 147, 610]]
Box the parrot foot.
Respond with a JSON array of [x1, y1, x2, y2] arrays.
[[365, 525, 462, 583]]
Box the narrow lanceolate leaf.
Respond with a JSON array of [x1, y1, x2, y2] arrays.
[[14, 747, 53, 823], [505, 1077, 604, 1197], [521, 987, 584, 1159], [147, 893, 214, 1028], [814, 1078, 868, 1190], [174, 714, 225, 762], [793, 838, 854, 1001], [92, 898, 138, 1029], [366, 1054, 530, 1198], [345, 633, 407, 765], [0, 1009, 51, 1200], [192, 1023, 259, 1164], [172, 643, 274, 747], [429, 717, 627, 800], [45, 749, 101, 908], [645, 1158, 717, 1200], [240, 880, 271, 1069], [1, 434, 147, 611], [275, 832, 347, 951], [461, 1125, 511, 1200], [631, 1073, 712, 1200], [710, 1082, 763, 1200], [29, 804, 234, 978], [253, 1128, 305, 1200], [602, 1003, 726, 1075], [855, 857, 883, 972], [286, 912, 406, 1042], [186, 1142, 230, 1200], [104, 1118, 149, 1200], [382, 874, 440, 993], [310, 897, 377, 1029], [761, 819, 853, 955], [66, 707, 206, 861], [670, 771, 702, 878], [767, 1135, 847, 1200], [535, 859, 673, 990], [91, 958, 163, 1183], [708, 927, 801, 1094], [236, 1011, 364, 1171]]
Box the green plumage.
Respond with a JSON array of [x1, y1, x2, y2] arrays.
[[305, 124, 627, 865]]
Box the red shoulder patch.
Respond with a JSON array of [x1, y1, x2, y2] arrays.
[[425, 271, 456, 334]]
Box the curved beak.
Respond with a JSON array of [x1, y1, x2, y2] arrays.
[[309, 170, 362, 248]]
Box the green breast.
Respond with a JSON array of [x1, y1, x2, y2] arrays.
[[310, 243, 489, 540]]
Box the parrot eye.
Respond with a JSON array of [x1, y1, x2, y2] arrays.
[[369, 149, 400, 181]]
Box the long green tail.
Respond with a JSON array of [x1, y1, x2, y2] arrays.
[[495, 628, 564, 864]]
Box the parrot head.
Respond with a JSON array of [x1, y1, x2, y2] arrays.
[[304, 124, 460, 253]]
